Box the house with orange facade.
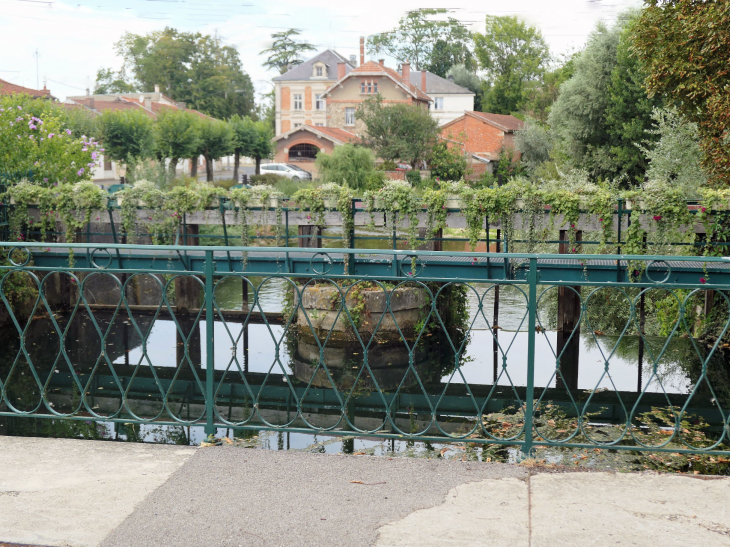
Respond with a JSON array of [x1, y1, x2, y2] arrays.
[[439, 111, 524, 176]]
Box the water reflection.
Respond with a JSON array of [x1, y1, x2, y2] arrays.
[[1, 281, 728, 434]]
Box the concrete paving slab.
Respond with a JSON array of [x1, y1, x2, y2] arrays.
[[531, 472, 730, 547], [0, 436, 194, 547], [374, 477, 529, 547], [100, 447, 527, 547]]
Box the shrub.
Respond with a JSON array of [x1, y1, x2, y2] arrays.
[[250, 173, 286, 185], [405, 169, 422, 185], [428, 141, 467, 180], [0, 95, 101, 186], [376, 160, 398, 171], [314, 144, 376, 190]]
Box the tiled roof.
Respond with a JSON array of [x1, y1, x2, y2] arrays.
[[348, 62, 431, 102], [67, 96, 211, 120], [468, 112, 524, 132], [273, 50, 354, 81], [70, 97, 155, 117], [0, 78, 54, 99], [314, 126, 361, 144], [273, 125, 361, 145], [409, 71, 473, 95]]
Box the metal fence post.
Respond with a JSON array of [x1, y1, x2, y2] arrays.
[[204, 250, 216, 435], [523, 257, 538, 458]]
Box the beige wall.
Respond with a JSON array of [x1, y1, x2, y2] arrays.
[[328, 75, 410, 101], [276, 81, 332, 135]]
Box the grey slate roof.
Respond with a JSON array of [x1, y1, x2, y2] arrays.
[[273, 50, 354, 81], [409, 71, 474, 95]]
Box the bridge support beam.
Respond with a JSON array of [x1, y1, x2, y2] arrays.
[[556, 230, 582, 390], [297, 225, 322, 248], [417, 228, 442, 251], [175, 224, 201, 312]]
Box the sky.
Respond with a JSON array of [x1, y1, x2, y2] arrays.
[[0, 0, 642, 103]]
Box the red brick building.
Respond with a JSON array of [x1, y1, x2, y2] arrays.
[[272, 126, 361, 177], [439, 111, 524, 176]]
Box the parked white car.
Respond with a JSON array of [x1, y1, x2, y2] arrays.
[[260, 163, 312, 181]]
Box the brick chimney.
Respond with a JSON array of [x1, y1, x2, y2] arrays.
[[360, 36, 365, 66], [378, 59, 385, 66], [337, 62, 346, 79], [421, 70, 427, 93], [401, 61, 410, 84]]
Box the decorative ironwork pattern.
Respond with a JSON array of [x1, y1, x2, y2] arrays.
[[0, 242, 728, 457]]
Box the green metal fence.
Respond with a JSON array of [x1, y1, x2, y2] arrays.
[[4, 197, 728, 253], [1, 242, 729, 457]]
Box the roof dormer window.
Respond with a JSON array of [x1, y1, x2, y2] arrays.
[[313, 63, 326, 78]]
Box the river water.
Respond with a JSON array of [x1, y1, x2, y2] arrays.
[[0, 262, 726, 450]]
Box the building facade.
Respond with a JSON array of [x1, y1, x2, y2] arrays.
[[439, 111, 524, 176], [321, 60, 431, 134], [409, 71, 474, 126], [273, 50, 355, 136]]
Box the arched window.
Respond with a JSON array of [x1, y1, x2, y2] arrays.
[[289, 143, 320, 161]]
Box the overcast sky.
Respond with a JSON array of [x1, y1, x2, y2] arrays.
[[0, 0, 642, 102]]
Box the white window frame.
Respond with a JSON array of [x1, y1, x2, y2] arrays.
[[315, 94, 324, 110], [293, 94, 303, 110], [315, 66, 323, 77], [434, 97, 444, 110], [345, 107, 355, 126]]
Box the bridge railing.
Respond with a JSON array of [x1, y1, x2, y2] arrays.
[[0, 241, 729, 460], [2, 197, 728, 254]]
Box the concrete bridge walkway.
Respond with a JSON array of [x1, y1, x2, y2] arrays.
[[0, 435, 728, 547]]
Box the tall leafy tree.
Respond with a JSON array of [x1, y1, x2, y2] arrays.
[[445, 64, 483, 111], [192, 118, 233, 182], [260, 29, 316, 74], [519, 52, 577, 122], [422, 39, 476, 77], [356, 96, 440, 168], [474, 16, 550, 114], [93, 67, 138, 94], [549, 12, 661, 184], [97, 109, 154, 180], [632, 0, 730, 186], [112, 28, 255, 119], [154, 109, 201, 177], [367, 8, 473, 71]]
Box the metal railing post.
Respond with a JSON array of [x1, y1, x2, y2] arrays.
[[523, 256, 537, 458], [204, 250, 216, 435]]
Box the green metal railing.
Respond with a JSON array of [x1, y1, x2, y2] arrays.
[[3, 197, 728, 253], [1, 241, 729, 457]]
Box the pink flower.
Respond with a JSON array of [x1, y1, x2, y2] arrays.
[[653, 215, 662, 221], [701, 207, 707, 213], [77, 168, 84, 176], [65, 129, 72, 135], [570, 223, 575, 228], [599, 218, 603, 222], [700, 278, 706, 284]]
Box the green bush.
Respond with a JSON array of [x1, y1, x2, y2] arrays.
[[363, 171, 386, 192], [250, 173, 286, 185], [406, 169, 422, 185], [314, 144, 376, 190], [428, 141, 467, 180], [376, 160, 398, 171]]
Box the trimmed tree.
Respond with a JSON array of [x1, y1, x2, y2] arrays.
[[356, 96, 440, 168], [154, 109, 201, 177], [97, 108, 154, 181]]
